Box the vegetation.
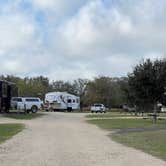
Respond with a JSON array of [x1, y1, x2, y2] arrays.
[[84, 77, 127, 108], [86, 112, 136, 118], [1, 58, 166, 112], [0, 123, 24, 143], [127, 59, 166, 112], [86, 112, 166, 118], [88, 118, 166, 130], [0, 75, 127, 108], [88, 117, 166, 160], [112, 131, 166, 160], [3, 113, 44, 120]]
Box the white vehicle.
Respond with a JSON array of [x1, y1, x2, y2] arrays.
[[45, 92, 80, 111], [91, 104, 106, 113], [161, 107, 166, 112], [11, 97, 42, 113]]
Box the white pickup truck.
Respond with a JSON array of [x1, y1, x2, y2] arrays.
[[11, 97, 42, 113], [91, 104, 106, 113]]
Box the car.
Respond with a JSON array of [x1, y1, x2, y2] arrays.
[[11, 97, 42, 113], [91, 104, 106, 113]]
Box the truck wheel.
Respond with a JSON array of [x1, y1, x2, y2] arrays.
[[31, 106, 38, 113]]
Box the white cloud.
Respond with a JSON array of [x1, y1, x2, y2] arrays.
[[0, 14, 37, 54], [0, 0, 166, 80]]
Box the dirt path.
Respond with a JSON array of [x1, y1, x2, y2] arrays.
[[0, 112, 165, 166]]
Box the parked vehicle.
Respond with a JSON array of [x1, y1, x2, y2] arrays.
[[0, 80, 18, 113], [44, 92, 80, 111], [91, 104, 106, 113], [161, 106, 166, 112], [123, 104, 136, 112], [11, 97, 42, 113]]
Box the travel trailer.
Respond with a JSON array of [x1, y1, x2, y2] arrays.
[[45, 92, 80, 111], [0, 80, 18, 113]]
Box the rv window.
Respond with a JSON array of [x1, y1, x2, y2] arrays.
[[67, 99, 71, 103], [76, 99, 79, 103], [73, 99, 75, 103]]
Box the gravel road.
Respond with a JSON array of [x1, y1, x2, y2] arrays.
[[0, 112, 165, 166]]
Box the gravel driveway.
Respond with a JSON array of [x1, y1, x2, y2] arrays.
[[0, 112, 165, 166]]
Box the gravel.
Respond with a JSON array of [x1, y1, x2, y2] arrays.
[[0, 112, 165, 166]]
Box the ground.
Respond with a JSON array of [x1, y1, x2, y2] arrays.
[[0, 112, 165, 166]]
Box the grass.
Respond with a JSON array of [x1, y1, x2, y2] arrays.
[[86, 112, 166, 118], [3, 113, 44, 120], [0, 123, 24, 143], [86, 112, 135, 118], [88, 118, 166, 160], [112, 131, 166, 161], [88, 118, 166, 130]]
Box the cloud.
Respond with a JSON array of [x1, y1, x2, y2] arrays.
[[0, 0, 166, 80], [0, 14, 35, 54], [29, 0, 88, 19]]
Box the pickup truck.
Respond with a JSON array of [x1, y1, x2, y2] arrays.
[[91, 104, 106, 113], [11, 97, 42, 113]]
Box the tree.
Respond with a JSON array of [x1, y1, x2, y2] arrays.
[[128, 59, 166, 112], [73, 78, 88, 109], [84, 76, 127, 108], [0, 75, 50, 99], [50, 80, 75, 94]]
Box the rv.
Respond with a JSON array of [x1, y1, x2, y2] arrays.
[[45, 92, 80, 111], [0, 80, 18, 113]]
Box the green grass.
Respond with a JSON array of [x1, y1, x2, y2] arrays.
[[3, 113, 44, 120], [86, 112, 166, 118], [88, 118, 166, 130], [86, 112, 135, 118], [88, 118, 166, 160], [112, 131, 166, 161], [0, 123, 24, 143]]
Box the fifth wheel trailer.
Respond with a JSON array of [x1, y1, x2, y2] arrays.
[[45, 92, 80, 111], [0, 80, 18, 113]]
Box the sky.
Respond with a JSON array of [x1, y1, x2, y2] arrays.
[[0, 0, 165, 80]]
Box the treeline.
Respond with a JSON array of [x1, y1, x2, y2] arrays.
[[0, 75, 127, 108], [1, 58, 166, 111]]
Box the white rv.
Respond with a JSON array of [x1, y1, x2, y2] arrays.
[[44, 92, 80, 111]]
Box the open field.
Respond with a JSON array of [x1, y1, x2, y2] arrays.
[[86, 112, 166, 118], [88, 118, 166, 160], [112, 130, 166, 161], [88, 118, 166, 130], [0, 123, 24, 144], [86, 112, 136, 118], [3, 113, 44, 120]]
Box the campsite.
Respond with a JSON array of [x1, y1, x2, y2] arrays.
[[0, 1, 166, 166], [0, 58, 166, 165]]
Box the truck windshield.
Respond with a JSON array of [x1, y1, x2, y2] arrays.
[[94, 104, 102, 107]]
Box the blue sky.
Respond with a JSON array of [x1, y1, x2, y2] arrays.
[[0, 0, 165, 80]]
